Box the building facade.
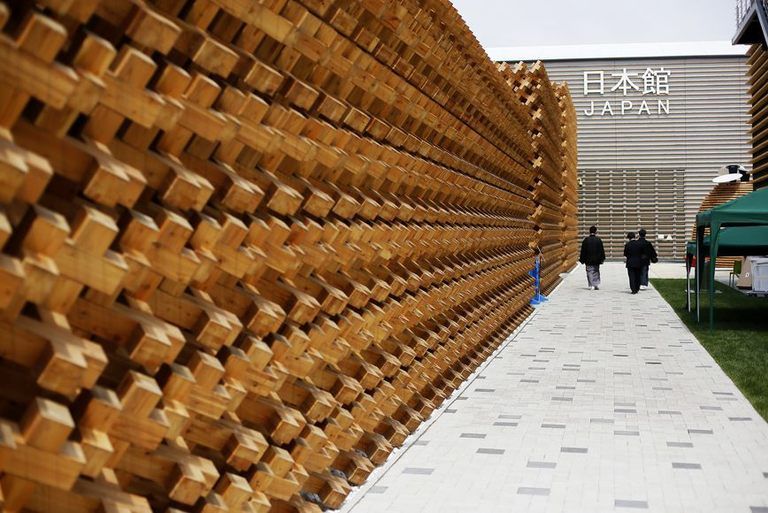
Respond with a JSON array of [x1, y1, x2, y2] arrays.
[[493, 42, 751, 259]]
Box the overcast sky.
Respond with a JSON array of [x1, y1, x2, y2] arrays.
[[451, 0, 737, 49]]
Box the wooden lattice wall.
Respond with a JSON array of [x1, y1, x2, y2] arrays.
[[0, 1, 576, 512], [500, 62, 578, 294], [556, 83, 578, 273], [747, 44, 768, 188]]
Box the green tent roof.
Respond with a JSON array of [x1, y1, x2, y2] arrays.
[[696, 187, 768, 227], [686, 225, 768, 256]]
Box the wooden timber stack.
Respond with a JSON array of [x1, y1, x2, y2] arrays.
[[691, 181, 753, 269], [502, 61, 570, 294], [0, 1, 576, 512], [556, 84, 578, 272], [747, 44, 768, 189]]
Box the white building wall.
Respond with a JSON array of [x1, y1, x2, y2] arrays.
[[519, 55, 751, 259]]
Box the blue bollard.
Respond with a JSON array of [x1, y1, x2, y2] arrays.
[[529, 255, 548, 306]]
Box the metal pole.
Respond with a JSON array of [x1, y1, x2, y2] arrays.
[[696, 227, 701, 322], [686, 256, 691, 312]]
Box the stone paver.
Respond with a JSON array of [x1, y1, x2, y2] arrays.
[[340, 263, 768, 513]]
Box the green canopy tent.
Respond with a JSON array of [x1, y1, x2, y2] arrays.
[[685, 226, 768, 312], [692, 187, 768, 328]]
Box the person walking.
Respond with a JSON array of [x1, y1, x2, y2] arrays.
[[579, 225, 605, 290], [638, 228, 658, 290], [624, 231, 645, 294]]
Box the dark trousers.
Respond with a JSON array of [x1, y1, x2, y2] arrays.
[[627, 267, 642, 293], [640, 265, 649, 286]]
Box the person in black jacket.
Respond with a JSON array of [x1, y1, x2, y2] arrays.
[[638, 228, 658, 290], [579, 225, 606, 290], [624, 231, 645, 294]]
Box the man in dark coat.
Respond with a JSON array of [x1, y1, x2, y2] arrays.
[[638, 228, 658, 290], [579, 225, 605, 290], [624, 231, 645, 294]]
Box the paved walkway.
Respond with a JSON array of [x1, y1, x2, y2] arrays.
[[340, 263, 768, 513]]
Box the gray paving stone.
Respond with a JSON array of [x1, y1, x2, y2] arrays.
[[672, 462, 702, 469], [667, 441, 694, 448], [561, 446, 588, 453], [476, 448, 504, 455], [517, 487, 550, 496], [527, 461, 557, 469], [459, 433, 486, 439], [402, 467, 433, 475], [615, 499, 649, 509]]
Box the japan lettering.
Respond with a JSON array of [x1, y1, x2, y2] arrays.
[[583, 67, 671, 117]]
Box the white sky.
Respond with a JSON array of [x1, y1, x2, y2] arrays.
[[451, 0, 737, 50]]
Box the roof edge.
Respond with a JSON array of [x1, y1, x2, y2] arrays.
[[489, 41, 750, 62]]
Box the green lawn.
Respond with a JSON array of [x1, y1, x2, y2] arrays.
[[651, 279, 768, 421]]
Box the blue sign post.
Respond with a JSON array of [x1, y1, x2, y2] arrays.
[[529, 255, 548, 306]]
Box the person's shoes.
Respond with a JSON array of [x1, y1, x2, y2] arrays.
[[594, 286, 599, 290], [588, 286, 595, 290], [640, 285, 648, 290], [631, 291, 637, 294]]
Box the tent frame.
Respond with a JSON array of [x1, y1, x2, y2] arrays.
[[692, 188, 768, 329]]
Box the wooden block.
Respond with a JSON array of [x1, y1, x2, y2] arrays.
[[126, 4, 182, 54], [0, 255, 25, 312], [244, 60, 284, 95], [0, 139, 29, 202], [0, 13, 67, 128], [73, 32, 117, 77], [223, 427, 269, 471], [20, 205, 70, 256]]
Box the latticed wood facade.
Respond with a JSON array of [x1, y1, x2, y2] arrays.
[[747, 44, 768, 188], [0, 1, 577, 512]]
